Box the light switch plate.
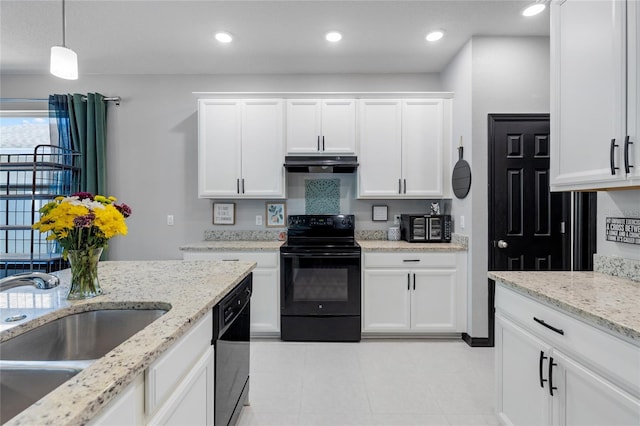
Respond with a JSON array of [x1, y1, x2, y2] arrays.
[[393, 215, 401, 225]]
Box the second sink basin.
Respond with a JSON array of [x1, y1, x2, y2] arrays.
[[0, 366, 82, 424], [0, 309, 167, 361]]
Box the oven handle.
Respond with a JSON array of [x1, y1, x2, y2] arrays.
[[281, 252, 361, 258]]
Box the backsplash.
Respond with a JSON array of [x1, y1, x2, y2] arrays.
[[593, 254, 640, 282], [204, 230, 284, 241], [305, 178, 340, 214]]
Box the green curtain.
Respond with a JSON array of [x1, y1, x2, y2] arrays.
[[67, 93, 108, 195]]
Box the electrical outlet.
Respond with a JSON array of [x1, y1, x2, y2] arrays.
[[393, 214, 401, 225], [167, 215, 174, 226], [256, 215, 263, 226], [460, 215, 465, 229]]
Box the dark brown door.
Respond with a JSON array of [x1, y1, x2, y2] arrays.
[[488, 114, 571, 271]]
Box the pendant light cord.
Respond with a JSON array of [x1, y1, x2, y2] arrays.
[[61, 0, 66, 47]]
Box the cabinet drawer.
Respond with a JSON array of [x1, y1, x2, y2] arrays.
[[495, 283, 640, 396], [183, 251, 278, 268], [364, 252, 457, 268], [146, 311, 213, 414]]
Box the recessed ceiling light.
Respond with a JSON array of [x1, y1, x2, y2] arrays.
[[522, 3, 546, 17], [425, 30, 445, 42], [325, 31, 342, 42], [215, 32, 233, 43]]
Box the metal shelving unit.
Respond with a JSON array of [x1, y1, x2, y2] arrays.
[[0, 145, 81, 277]]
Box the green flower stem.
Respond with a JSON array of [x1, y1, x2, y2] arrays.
[[67, 247, 103, 300]]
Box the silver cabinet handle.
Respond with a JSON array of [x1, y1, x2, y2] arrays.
[[498, 240, 508, 249], [398, 179, 402, 194], [222, 259, 240, 262]]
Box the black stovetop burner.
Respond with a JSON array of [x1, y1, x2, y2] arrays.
[[282, 214, 358, 249]]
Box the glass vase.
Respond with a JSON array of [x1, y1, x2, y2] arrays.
[[67, 247, 104, 300]]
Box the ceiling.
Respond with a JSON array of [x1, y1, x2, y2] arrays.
[[0, 0, 550, 76]]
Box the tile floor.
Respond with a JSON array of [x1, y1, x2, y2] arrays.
[[238, 339, 499, 426]]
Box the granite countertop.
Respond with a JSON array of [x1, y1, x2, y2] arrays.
[[180, 240, 466, 252], [488, 271, 640, 345], [2, 260, 255, 426], [358, 240, 467, 252], [180, 240, 284, 251]]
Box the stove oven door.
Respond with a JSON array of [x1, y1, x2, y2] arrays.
[[280, 250, 361, 316]]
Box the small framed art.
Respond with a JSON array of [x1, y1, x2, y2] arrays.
[[265, 202, 286, 227], [372, 205, 388, 222], [213, 203, 235, 225]]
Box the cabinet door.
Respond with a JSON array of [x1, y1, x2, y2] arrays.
[[551, 350, 640, 426], [198, 99, 242, 198], [550, 0, 628, 190], [89, 374, 145, 426], [148, 347, 214, 426], [357, 99, 403, 198], [402, 99, 446, 197], [286, 99, 322, 153], [250, 268, 280, 335], [410, 269, 457, 332], [321, 99, 356, 153], [495, 313, 551, 426], [628, 0, 640, 184], [362, 269, 411, 331], [240, 99, 285, 198]]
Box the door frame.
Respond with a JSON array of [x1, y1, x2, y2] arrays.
[[487, 113, 572, 271]]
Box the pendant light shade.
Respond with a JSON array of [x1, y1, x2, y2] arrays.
[[50, 46, 78, 80], [50, 0, 78, 80]]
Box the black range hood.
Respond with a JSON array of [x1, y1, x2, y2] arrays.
[[283, 155, 359, 173]]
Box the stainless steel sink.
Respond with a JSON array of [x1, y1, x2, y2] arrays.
[[0, 366, 82, 424], [0, 308, 168, 422], [0, 309, 167, 361]]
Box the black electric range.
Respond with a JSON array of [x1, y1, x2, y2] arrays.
[[280, 215, 361, 342]]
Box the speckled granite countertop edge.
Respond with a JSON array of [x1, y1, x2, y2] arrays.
[[3, 260, 255, 426], [179, 240, 467, 252], [488, 271, 640, 345]]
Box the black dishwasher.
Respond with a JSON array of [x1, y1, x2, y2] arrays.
[[213, 273, 252, 426]]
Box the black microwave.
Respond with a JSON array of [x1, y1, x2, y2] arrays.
[[400, 214, 452, 243]]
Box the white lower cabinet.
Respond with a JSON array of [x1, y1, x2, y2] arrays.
[[183, 251, 280, 335], [362, 252, 466, 334], [90, 311, 214, 426], [495, 283, 640, 426], [88, 374, 146, 426], [147, 347, 214, 426]]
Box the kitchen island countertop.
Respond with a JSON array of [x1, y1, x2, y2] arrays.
[[489, 270, 640, 345], [1, 260, 255, 426]]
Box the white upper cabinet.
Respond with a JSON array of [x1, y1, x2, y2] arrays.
[[357, 99, 403, 197], [198, 99, 285, 199], [628, 0, 640, 185], [358, 98, 451, 198], [286, 99, 356, 154], [550, 0, 639, 190]]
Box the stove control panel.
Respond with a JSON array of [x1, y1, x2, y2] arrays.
[[288, 214, 354, 230]]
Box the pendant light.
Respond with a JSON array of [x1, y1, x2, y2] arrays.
[[50, 0, 78, 80]]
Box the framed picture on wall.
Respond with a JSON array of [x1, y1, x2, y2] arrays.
[[213, 203, 235, 225], [372, 205, 388, 221], [265, 202, 286, 227]]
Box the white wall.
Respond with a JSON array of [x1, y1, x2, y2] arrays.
[[0, 73, 441, 260], [441, 36, 551, 338], [597, 190, 640, 260], [441, 40, 474, 332]]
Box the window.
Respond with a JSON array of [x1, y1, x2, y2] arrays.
[[0, 110, 51, 154]]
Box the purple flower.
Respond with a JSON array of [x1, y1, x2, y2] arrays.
[[72, 192, 94, 201], [73, 212, 95, 228], [115, 203, 132, 218]]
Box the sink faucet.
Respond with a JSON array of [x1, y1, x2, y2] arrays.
[[0, 272, 60, 292]]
